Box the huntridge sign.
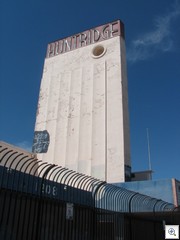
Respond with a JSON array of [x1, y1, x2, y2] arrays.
[[46, 20, 124, 58]]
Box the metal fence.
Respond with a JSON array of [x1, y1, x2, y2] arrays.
[[0, 143, 179, 240], [0, 144, 174, 211], [0, 188, 179, 240], [94, 183, 174, 212]]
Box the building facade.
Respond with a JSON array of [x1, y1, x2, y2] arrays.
[[33, 20, 131, 183]]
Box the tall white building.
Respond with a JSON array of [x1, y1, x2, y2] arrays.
[[33, 20, 131, 183]]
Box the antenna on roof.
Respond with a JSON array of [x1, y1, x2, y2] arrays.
[[146, 128, 152, 180]]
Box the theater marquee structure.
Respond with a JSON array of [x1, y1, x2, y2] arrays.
[[33, 20, 131, 183]]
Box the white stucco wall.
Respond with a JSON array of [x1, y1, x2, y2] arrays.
[[34, 35, 130, 183]]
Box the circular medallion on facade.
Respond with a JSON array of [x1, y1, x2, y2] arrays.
[[92, 45, 106, 58]]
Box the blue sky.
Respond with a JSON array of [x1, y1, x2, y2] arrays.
[[0, 0, 180, 180]]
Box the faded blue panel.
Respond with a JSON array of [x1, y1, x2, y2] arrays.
[[114, 179, 174, 204]]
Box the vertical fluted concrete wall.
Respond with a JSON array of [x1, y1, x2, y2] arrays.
[[34, 35, 131, 183]]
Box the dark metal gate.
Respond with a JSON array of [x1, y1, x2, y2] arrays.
[[0, 185, 180, 240], [0, 143, 178, 240], [0, 188, 95, 240]]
